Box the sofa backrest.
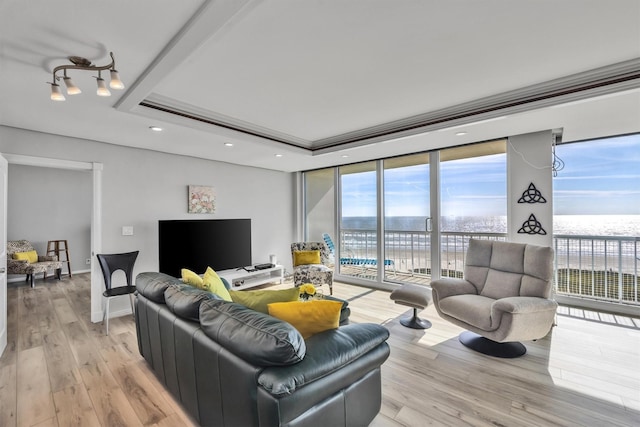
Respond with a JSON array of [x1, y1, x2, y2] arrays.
[[136, 272, 306, 365], [464, 239, 554, 299]]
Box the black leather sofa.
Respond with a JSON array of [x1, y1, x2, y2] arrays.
[[135, 272, 390, 426]]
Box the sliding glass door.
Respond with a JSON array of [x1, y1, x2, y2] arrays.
[[383, 153, 431, 282], [338, 162, 379, 281]]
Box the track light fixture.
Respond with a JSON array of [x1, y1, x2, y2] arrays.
[[49, 52, 124, 101]]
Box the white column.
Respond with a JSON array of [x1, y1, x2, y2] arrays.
[[507, 130, 554, 247]]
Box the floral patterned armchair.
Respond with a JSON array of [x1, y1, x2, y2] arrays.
[[7, 240, 64, 288], [291, 241, 334, 295]]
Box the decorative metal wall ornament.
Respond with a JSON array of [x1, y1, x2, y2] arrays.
[[518, 214, 547, 235], [518, 182, 547, 204]]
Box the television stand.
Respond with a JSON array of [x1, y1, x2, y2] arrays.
[[217, 265, 284, 291]]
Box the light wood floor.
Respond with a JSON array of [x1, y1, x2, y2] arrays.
[[1, 274, 639, 427]]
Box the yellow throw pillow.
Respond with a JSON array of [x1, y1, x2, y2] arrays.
[[181, 268, 204, 288], [267, 300, 343, 339], [229, 287, 300, 314], [203, 267, 232, 302], [13, 250, 38, 264], [293, 250, 321, 267]]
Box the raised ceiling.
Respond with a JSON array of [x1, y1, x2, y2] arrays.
[[1, 0, 639, 172]]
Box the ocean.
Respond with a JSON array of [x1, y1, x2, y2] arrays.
[[341, 215, 640, 237]]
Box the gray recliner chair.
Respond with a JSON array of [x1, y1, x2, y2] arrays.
[[431, 239, 557, 358]]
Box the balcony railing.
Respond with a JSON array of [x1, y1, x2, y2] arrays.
[[554, 235, 639, 305], [338, 229, 640, 307]]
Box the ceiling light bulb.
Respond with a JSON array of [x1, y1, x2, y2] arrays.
[[455, 131, 468, 136], [224, 142, 234, 147], [96, 77, 111, 96], [63, 76, 81, 95], [50, 83, 65, 101], [149, 126, 163, 132], [275, 154, 283, 158], [109, 69, 125, 90]]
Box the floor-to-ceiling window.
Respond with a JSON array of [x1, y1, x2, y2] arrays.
[[303, 139, 506, 287], [552, 133, 640, 306], [439, 141, 507, 277]]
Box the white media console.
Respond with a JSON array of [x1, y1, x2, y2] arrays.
[[217, 265, 284, 291]]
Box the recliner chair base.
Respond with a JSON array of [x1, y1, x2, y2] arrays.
[[459, 331, 526, 358]]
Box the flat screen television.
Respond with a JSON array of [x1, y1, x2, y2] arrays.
[[159, 219, 252, 277]]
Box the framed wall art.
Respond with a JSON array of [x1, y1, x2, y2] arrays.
[[188, 185, 215, 213]]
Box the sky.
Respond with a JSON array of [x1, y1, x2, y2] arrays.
[[341, 133, 640, 217]]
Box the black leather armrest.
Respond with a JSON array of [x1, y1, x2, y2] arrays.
[[258, 323, 389, 396]]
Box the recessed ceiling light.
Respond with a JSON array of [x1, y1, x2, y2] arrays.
[[224, 142, 234, 147], [275, 154, 283, 158], [342, 155, 349, 158], [455, 131, 468, 136], [149, 126, 163, 132]]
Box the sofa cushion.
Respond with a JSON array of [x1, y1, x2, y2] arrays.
[[267, 300, 343, 339], [164, 284, 222, 322], [229, 287, 300, 314], [136, 272, 183, 303], [199, 299, 306, 366], [258, 323, 390, 396]]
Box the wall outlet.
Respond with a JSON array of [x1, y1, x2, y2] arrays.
[[85, 258, 91, 265], [122, 226, 134, 236]]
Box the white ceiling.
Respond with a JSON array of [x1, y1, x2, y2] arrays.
[[1, 0, 639, 172]]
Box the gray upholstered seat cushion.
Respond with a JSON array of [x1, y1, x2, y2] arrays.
[[390, 283, 432, 308], [438, 294, 497, 331]]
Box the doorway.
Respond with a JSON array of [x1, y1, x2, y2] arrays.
[[1, 154, 103, 333]]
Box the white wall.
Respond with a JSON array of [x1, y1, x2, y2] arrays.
[[0, 125, 297, 316], [507, 130, 554, 247]]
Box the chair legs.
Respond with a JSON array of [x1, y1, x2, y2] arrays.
[[103, 295, 136, 335], [103, 297, 111, 335], [458, 331, 527, 358], [129, 294, 136, 319], [400, 308, 432, 330]]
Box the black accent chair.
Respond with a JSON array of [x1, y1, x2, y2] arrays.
[[97, 251, 139, 335]]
